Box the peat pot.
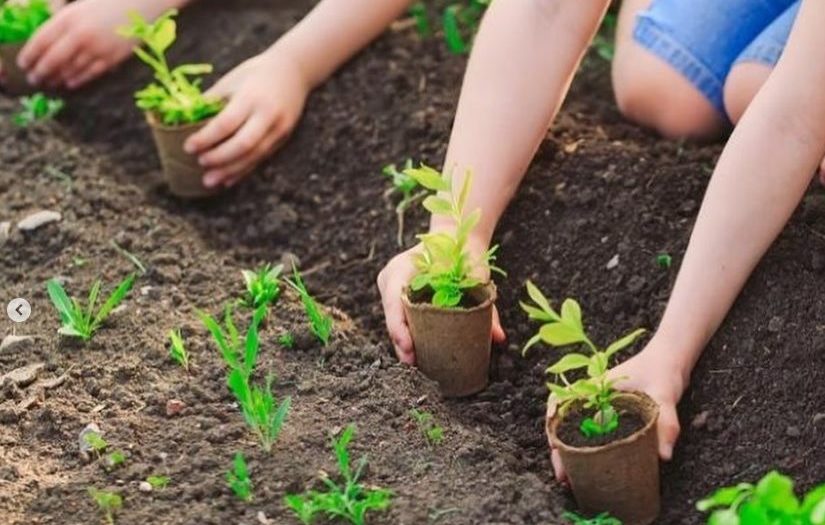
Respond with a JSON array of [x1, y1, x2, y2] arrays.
[[0, 43, 35, 96], [146, 113, 216, 198], [401, 282, 496, 398], [547, 392, 661, 525]]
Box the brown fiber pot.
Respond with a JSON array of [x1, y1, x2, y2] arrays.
[[146, 113, 217, 198], [547, 392, 661, 525], [401, 282, 496, 398], [0, 43, 35, 96]]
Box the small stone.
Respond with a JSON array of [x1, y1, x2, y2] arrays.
[[606, 254, 619, 270], [0, 335, 34, 352], [786, 425, 801, 438], [165, 399, 185, 417], [257, 511, 273, 525], [280, 252, 301, 273], [813, 413, 825, 426], [78, 423, 102, 460], [768, 316, 784, 333], [0, 221, 10, 247], [627, 275, 646, 294], [2, 362, 45, 387], [138, 481, 153, 493], [296, 382, 314, 395], [17, 210, 61, 231], [691, 410, 710, 430]]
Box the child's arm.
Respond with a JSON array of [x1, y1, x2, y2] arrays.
[[555, 0, 825, 480], [184, 0, 417, 189], [17, 0, 193, 89], [377, 0, 611, 363]]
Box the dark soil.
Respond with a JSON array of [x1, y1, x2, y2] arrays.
[[557, 410, 645, 449], [1, 0, 824, 524]]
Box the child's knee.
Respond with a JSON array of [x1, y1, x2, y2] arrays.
[[723, 62, 772, 125]]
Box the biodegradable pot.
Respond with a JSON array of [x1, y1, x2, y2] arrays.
[[0, 43, 35, 96], [547, 392, 660, 525], [401, 282, 496, 398], [146, 113, 217, 198]]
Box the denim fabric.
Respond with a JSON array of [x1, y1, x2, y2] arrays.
[[633, 0, 800, 116]]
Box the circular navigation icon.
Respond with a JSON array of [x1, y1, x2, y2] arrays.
[[7, 298, 31, 323]]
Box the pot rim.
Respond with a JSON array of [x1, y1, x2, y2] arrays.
[[145, 111, 213, 131], [546, 391, 659, 454], [401, 281, 497, 315]]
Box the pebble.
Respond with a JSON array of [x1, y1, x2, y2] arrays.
[[606, 254, 619, 270], [767, 316, 784, 333], [627, 275, 646, 294], [165, 399, 186, 417], [280, 251, 301, 273], [138, 481, 152, 493], [813, 413, 825, 426], [257, 512, 273, 525], [78, 423, 102, 460], [691, 410, 710, 430], [0, 221, 9, 247], [786, 425, 802, 438], [0, 335, 34, 352], [2, 362, 45, 387], [17, 210, 61, 231]]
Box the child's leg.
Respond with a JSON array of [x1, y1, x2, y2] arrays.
[[612, 0, 797, 140], [723, 2, 801, 123]]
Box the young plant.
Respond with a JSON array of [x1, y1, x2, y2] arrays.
[[0, 0, 50, 44], [241, 263, 283, 309], [564, 511, 623, 525], [286, 269, 333, 346], [46, 274, 136, 341], [408, 2, 431, 37], [104, 451, 126, 471], [118, 9, 222, 125], [227, 369, 291, 453], [146, 475, 170, 490], [656, 253, 672, 269], [199, 304, 266, 379], [84, 431, 108, 458], [405, 164, 503, 308], [442, 0, 490, 54], [279, 332, 295, 349], [591, 11, 617, 62], [285, 425, 393, 525], [409, 408, 444, 446], [697, 471, 825, 525], [226, 452, 253, 502], [382, 159, 430, 246], [13, 93, 64, 126], [521, 281, 646, 438], [168, 329, 190, 372], [88, 488, 122, 525]]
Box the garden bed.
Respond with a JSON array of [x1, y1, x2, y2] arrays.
[[1, 0, 823, 523]]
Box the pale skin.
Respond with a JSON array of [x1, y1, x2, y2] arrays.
[[377, 0, 825, 482]]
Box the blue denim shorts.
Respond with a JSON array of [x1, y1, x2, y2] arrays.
[[633, 0, 801, 117]]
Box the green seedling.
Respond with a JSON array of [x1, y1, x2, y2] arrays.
[[199, 304, 266, 379], [521, 281, 646, 438], [46, 274, 135, 341], [591, 11, 617, 62], [564, 511, 622, 525], [285, 425, 393, 525], [408, 2, 431, 37], [84, 431, 108, 457], [442, 0, 490, 54], [382, 159, 431, 246], [226, 452, 253, 502], [146, 475, 170, 490], [0, 0, 50, 43], [656, 253, 672, 269], [286, 269, 333, 346], [13, 93, 64, 126], [88, 488, 122, 525], [409, 408, 444, 445], [279, 332, 295, 349], [110, 240, 147, 275], [227, 369, 291, 453], [118, 9, 222, 125], [104, 451, 126, 471], [241, 263, 283, 309], [168, 329, 190, 372], [697, 470, 825, 525], [406, 164, 504, 308]]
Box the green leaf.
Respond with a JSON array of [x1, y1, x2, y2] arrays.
[[604, 328, 647, 358], [521, 333, 543, 356], [697, 485, 754, 511], [539, 322, 586, 347], [802, 485, 825, 524], [546, 353, 591, 374], [739, 501, 770, 524], [151, 17, 176, 53], [707, 509, 741, 525], [560, 299, 583, 331], [403, 165, 449, 192], [94, 274, 135, 327], [422, 196, 453, 215], [755, 471, 799, 514], [525, 281, 556, 318]]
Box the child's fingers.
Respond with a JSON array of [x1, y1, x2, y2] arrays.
[[377, 261, 416, 364], [551, 449, 568, 484], [65, 59, 107, 90], [28, 34, 79, 85], [58, 51, 91, 86], [491, 306, 506, 343], [185, 98, 249, 154], [199, 113, 276, 168], [18, 15, 66, 69], [203, 124, 286, 187], [656, 402, 680, 461]]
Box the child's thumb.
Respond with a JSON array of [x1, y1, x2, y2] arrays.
[[656, 403, 681, 461]]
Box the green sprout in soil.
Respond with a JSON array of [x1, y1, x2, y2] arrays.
[[409, 408, 444, 446], [285, 425, 393, 525], [382, 159, 430, 246], [46, 274, 135, 340], [564, 511, 622, 525], [591, 11, 616, 62], [406, 164, 504, 308], [199, 304, 266, 379], [242, 263, 283, 309], [104, 451, 126, 471], [408, 1, 490, 54], [84, 431, 108, 458], [697, 470, 825, 525], [286, 268, 333, 346], [146, 475, 170, 490], [228, 370, 291, 453], [521, 281, 646, 438], [279, 332, 295, 349], [0, 0, 50, 44], [118, 9, 222, 126], [13, 93, 64, 127], [88, 487, 122, 525], [226, 452, 253, 502], [168, 328, 190, 372], [656, 253, 672, 269], [408, 2, 431, 37], [109, 240, 147, 275]]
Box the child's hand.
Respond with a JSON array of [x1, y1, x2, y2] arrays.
[[549, 337, 687, 483], [17, 0, 138, 89], [376, 240, 506, 365], [184, 50, 310, 189]]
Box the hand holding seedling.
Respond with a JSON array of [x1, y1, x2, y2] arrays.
[[17, 0, 186, 89], [183, 49, 309, 189]]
